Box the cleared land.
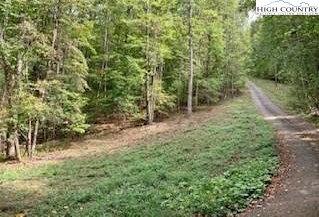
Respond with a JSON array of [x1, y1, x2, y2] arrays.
[[0, 93, 278, 217]]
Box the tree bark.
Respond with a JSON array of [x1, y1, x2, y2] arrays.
[[103, 21, 109, 97], [4, 66, 16, 160], [187, 0, 194, 115], [5, 139, 15, 160], [27, 118, 32, 157], [14, 129, 21, 161], [195, 80, 199, 111], [52, 1, 61, 74], [30, 118, 39, 159], [0, 4, 8, 108], [145, 0, 154, 124]]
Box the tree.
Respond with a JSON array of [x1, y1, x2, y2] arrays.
[[250, 16, 319, 114], [0, 0, 90, 160], [187, 0, 194, 114], [0, 0, 248, 160]]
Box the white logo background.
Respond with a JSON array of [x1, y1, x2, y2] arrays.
[[256, 0, 319, 15], [257, 0, 318, 7]]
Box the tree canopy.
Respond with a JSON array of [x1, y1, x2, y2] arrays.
[[249, 16, 319, 113], [0, 0, 248, 160]]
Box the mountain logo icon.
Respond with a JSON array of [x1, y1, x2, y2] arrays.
[[256, 0, 319, 15], [263, 0, 311, 7]]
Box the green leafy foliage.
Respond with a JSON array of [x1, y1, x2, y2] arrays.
[[162, 158, 276, 216], [86, 0, 247, 121], [251, 78, 319, 126], [249, 16, 319, 114], [0, 0, 249, 158], [0, 96, 278, 216]]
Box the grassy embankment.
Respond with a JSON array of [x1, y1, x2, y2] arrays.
[[251, 78, 319, 126], [250, 78, 292, 111], [0, 94, 278, 217]]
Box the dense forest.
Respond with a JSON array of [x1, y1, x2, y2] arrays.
[[1, 0, 319, 162], [1, 1, 319, 217], [0, 0, 248, 161], [249, 15, 319, 113]]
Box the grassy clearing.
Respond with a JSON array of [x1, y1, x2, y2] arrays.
[[251, 78, 319, 126], [0, 94, 278, 217], [250, 78, 292, 112]]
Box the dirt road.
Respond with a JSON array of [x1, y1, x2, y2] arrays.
[[243, 82, 319, 217]]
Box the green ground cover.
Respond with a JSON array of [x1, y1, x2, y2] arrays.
[[0, 95, 278, 217]]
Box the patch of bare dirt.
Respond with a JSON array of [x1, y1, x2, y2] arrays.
[[0, 101, 234, 170]]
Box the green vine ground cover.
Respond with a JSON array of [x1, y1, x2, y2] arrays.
[[0, 94, 278, 217]]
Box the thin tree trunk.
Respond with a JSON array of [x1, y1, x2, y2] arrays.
[[146, 73, 154, 124], [52, 1, 61, 74], [4, 69, 15, 160], [0, 4, 8, 108], [275, 63, 278, 87], [104, 19, 109, 97], [27, 118, 32, 157], [145, 0, 154, 124], [187, 0, 194, 115], [195, 80, 199, 111], [97, 20, 109, 98], [13, 57, 23, 161], [30, 118, 39, 159], [206, 34, 211, 79], [177, 69, 181, 112], [206, 36, 211, 105], [14, 129, 21, 161]]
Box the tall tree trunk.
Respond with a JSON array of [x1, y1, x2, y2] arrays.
[[30, 118, 39, 159], [3, 68, 15, 160], [195, 80, 199, 111], [4, 62, 16, 160], [11, 57, 23, 161], [205, 35, 211, 105], [275, 63, 278, 87], [145, 0, 154, 124], [27, 118, 32, 157], [14, 129, 21, 161], [0, 3, 8, 107], [4, 47, 24, 162], [103, 16, 109, 98], [205, 34, 211, 78], [97, 11, 109, 98], [52, 1, 61, 74], [0, 25, 6, 107], [187, 0, 194, 115], [146, 75, 153, 124], [5, 139, 15, 160]]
